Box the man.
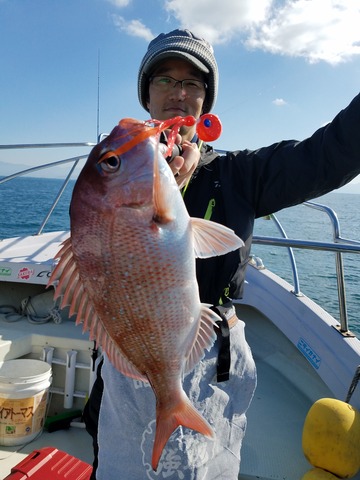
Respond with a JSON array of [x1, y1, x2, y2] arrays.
[[84, 29, 360, 479]]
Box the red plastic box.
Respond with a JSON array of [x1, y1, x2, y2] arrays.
[[4, 447, 92, 480]]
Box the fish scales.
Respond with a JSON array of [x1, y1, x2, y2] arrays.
[[48, 117, 244, 470]]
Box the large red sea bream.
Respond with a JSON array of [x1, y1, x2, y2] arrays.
[[48, 116, 244, 470]]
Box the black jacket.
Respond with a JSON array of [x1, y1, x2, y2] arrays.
[[184, 93, 360, 304]]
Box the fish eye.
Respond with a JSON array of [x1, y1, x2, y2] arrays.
[[99, 152, 121, 173]]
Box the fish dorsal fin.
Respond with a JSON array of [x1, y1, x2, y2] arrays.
[[191, 217, 244, 258], [184, 304, 220, 374], [48, 238, 147, 382]]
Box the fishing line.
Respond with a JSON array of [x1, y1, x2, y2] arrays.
[[97, 49, 101, 141]]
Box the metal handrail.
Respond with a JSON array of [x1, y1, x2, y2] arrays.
[[0, 142, 96, 150], [253, 201, 360, 333], [36, 159, 80, 235], [0, 155, 89, 184], [261, 214, 301, 296], [0, 143, 92, 234], [304, 201, 352, 333], [252, 236, 360, 254]]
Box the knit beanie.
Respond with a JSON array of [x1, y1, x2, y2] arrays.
[[138, 29, 218, 113]]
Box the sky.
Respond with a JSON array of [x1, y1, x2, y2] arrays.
[[1, 0, 360, 189]]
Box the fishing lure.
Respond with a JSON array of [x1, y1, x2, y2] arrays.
[[100, 114, 222, 162]]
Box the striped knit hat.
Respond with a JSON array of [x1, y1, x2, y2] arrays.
[[138, 29, 218, 113]]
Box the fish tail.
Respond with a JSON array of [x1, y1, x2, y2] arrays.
[[152, 396, 214, 471]]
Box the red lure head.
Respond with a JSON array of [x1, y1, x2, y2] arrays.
[[196, 114, 222, 142], [159, 114, 222, 154]]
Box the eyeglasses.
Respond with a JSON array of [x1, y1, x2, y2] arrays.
[[149, 75, 207, 94]]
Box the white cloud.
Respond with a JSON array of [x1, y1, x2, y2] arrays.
[[111, 15, 154, 42], [272, 98, 287, 106], [161, 0, 360, 64], [246, 0, 360, 65], [164, 0, 272, 44], [108, 0, 360, 64]]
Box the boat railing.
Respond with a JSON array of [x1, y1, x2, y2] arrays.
[[252, 202, 360, 335], [1, 144, 360, 333], [0, 142, 94, 235]]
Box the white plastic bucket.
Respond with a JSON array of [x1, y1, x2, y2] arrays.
[[0, 359, 52, 446]]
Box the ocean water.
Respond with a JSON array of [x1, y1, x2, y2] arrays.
[[0, 176, 359, 337]]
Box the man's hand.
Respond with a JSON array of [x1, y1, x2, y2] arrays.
[[168, 140, 200, 189]]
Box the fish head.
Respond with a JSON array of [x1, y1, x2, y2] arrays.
[[70, 118, 178, 225]]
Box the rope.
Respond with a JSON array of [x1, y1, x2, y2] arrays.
[[0, 291, 62, 325], [345, 365, 360, 403]]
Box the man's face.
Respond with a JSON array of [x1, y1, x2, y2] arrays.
[[146, 58, 207, 140]]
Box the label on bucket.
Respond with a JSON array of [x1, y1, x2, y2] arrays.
[[0, 389, 48, 439]]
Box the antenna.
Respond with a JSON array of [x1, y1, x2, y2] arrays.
[[97, 49, 100, 141]]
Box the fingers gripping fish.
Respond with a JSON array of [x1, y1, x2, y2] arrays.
[[48, 116, 244, 471]]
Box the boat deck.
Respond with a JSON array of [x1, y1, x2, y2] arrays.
[[240, 305, 329, 479], [1, 303, 346, 480]]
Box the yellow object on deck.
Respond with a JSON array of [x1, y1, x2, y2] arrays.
[[302, 398, 360, 478], [301, 467, 342, 479]]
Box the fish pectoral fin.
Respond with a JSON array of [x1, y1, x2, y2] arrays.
[[191, 217, 244, 258], [184, 304, 220, 374]]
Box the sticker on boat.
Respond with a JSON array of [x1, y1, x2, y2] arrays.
[[297, 338, 321, 369]]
